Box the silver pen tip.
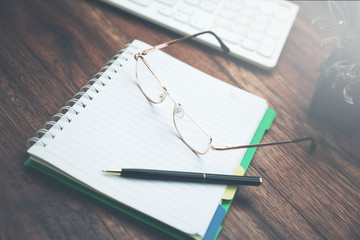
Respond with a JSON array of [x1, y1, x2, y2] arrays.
[[102, 169, 122, 176]]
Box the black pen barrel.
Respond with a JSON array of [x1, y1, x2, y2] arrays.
[[205, 174, 262, 186], [120, 169, 262, 186], [121, 169, 204, 182]]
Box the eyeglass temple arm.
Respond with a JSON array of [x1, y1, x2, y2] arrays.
[[212, 137, 316, 152], [138, 31, 230, 56]]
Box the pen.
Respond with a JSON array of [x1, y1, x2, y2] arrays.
[[103, 168, 262, 186]]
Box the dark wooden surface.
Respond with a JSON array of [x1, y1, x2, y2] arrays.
[[1, 1, 359, 239]]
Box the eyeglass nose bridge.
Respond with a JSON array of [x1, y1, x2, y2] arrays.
[[156, 85, 168, 104]]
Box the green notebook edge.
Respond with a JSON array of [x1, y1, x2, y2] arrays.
[[24, 107, 276, 240], [219, 107, 276, 214], [216, 107, 276, 238]]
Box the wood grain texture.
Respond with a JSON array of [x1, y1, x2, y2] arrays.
[[0, 0, 359, 239]]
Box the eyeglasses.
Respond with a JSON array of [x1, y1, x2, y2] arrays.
[[134, 31, 315, 155]]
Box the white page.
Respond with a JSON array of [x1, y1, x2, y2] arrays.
[[28, 39, 268, 237]]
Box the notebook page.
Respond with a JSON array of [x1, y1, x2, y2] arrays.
[[28, 39, 268, 237]]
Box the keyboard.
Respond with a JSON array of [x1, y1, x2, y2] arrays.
[[101, 0, 299, 70]]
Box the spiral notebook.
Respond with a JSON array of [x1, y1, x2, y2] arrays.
[[25, 39, 275, 239]]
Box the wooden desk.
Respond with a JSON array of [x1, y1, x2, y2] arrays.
[[1, 1, 359, 239]]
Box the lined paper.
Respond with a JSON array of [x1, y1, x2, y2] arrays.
[[28, 39, 268, 237]]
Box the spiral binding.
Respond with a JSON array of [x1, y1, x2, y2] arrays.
[[26, 44, 138, 149]]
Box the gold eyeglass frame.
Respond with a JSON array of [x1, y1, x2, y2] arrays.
[[134, 31, 316, 155]]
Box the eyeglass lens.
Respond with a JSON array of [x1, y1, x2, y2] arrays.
[[136, 56, 211, 154], [136, 57, 165, 103]]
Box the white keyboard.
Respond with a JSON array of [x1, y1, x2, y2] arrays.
[[102, 0, 298, 70]]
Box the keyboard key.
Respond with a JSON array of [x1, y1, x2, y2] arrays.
[[223, 1, 239, 10], [155, 0, 177, 7], [235, 15, 250, 26], [251, 22, 267, 32], [178, 3, 195, 15], [130, 0, 152, 7], [255, 13, 270, 23], [241, 39, 257, 51], [200, 2, 216, 12], [266, 20, 284, 38], [219, 10, 235, 19], [258, 37, 277, 58], [158, 6, 174, 17], [215, 18, 231, 29], [231, 25, 246, 35], [244, 1, 259, 9], [262, 36, 278, 47], [213, 27, 241, 45], [246, 32, 263, 42], [258, 45, 275, 58], [189, 16, 206, 30], [173, 12, 189, 23], [185, 0, 200, 6], [241, 8, 255, 17]]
